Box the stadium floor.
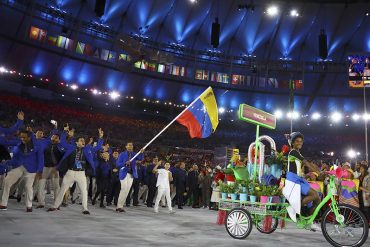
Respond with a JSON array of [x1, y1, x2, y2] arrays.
[[0, 196, 369, 247]]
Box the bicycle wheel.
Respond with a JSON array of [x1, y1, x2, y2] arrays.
[[321, 204, 369, 247], [225, 208, 253, 239], [255, 215, 279, 234]]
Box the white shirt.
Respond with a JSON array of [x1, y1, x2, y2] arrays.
[[156, 169, 170, 189]]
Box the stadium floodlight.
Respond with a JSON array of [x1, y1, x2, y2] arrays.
[[352, 113, 360, 121], [266, 5, 279, 16], [219, 107, 225, 114], [347, 149, 356, 159], [290, 9, 299, 17], [311, 112, 321, 120], [70, 84, 78, 90], [363, 113, 370, 121], [274, 110, 283, 119], [0, 66, 8, 73], [287, 111, 299, 120], [331, 112, 342, 123], [92, 89, 98, 95], [109, 91, 120, 100]]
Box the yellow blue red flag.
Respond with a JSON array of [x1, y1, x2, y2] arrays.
[[177, 87, 218, 138]]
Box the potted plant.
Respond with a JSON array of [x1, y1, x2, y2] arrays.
[[219, 181, 228, 200], [249, 182, 258, 203], [265, 146, 289, 178], [260, 185, 270, 204], [239, 180, 250, 193], [268, 185, 280, 203], [238, 180, 249, 201], [229, 183, 238, 200]]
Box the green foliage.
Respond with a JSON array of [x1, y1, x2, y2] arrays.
[[228, 183, 238, 194], [260, 185, 280, 196], [248, 181, 260, 196], [266, 151, 287, 167], [218, 181, 228, 193]]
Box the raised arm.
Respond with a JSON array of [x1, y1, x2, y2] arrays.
[[91, 128, 104, 152], [41, 122, 59, 149], [0, 136, 20, 147], [59, 125, 75, 150], [152, 161, 161, 173], [0, 112, 24, 135]]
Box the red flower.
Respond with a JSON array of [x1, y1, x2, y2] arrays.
[[281, 145, 290, 154]]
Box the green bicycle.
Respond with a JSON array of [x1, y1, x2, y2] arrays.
[[223, 170, 369, 247]]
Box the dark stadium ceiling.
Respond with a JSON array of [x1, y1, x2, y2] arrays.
[[0, 0, 369, 114], [50, 0, 370, 61]]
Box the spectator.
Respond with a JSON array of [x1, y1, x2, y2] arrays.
[[187, 164, 200, 208], [199, 167, 212, 209], [92, 151, 111, 208], [175, 162, 187, 209]]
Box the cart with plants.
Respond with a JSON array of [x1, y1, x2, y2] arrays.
[[220, 104, 369, 247]]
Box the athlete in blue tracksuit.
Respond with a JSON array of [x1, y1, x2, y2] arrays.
[[115, 142, 144, 212], [48, 126, 104, 214], [0, 129, 44, 212]]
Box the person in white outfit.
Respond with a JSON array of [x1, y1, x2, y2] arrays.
[[153, 161, 174, 214]]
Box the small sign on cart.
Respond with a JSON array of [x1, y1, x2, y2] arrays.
[[238, 104, 276, 129]]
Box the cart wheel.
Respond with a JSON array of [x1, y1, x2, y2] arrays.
[[321, 204, 369, 247], [255, 216, 279, 234], [225, 208, 253, 239]]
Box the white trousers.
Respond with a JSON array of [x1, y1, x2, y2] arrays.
[[117, 174, 133, 209], [1, 166, 36, 208], [54, 170, 88, 211], [37, 167, 60, 206], [0, 174, 4, 190], [154, 187, 172, 212]]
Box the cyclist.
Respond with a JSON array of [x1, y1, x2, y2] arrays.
[[283, 132, 321, 229]]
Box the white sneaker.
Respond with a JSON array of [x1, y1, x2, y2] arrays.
[[154, 209, 158, 213], [287, 206, 297, 222], [310, 223, 321, 232], [169, 210, 175, 214]]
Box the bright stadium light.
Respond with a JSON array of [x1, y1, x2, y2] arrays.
[[287, 111, 299, 120], [109, 91, 120, 100], [290, 9, 299, 17], [347, 149, 356, 159], [92, 89, 98, 95], [274, 110, 283, 119], [311, 112, 321, 120], [331, 112, 342, 123], [363, 113, 370, 121], [0, 66, 8, 73], [352, 113, 360, 121], [70, 84, 78, 90], [219, 107, 225, 114], [266, 5, 279, 16]]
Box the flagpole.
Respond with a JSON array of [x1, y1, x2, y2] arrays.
[[129, 86, 212, 162], [364, 86, 368, 162]]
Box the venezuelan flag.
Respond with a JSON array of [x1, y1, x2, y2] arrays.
[[177, 87, 218, 138]]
